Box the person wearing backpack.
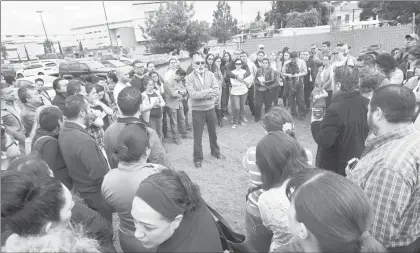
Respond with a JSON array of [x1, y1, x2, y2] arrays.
[[282, 51, 307, 121], [31, 105, 73, 191]]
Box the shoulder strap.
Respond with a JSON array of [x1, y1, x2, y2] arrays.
[[206, 204, 234, 231], [32, 136, 56, 153], [245, 185, 263, 201]]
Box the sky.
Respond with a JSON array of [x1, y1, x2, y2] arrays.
[[1, 1, 272, 35]]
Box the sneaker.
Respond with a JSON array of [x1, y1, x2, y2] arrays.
[[240, 122, 247, 126], [232, 124, 237, 129], [223, 116, 228, 120], [242, 117, 248, 123]]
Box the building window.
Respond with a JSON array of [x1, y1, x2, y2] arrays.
[[336, 16, 342, 25], [345, 14, 350, 23]]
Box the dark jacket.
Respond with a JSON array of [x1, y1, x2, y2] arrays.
[[311, 90, 370, 176], [304, 59, 317, 87], [130, 74, 147, 92], [254, 67, 276, 91], [52, 92, 67, 114], [31, 129, 73, 190], [58, 122, 110, 196]]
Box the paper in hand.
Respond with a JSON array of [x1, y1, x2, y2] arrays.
[[311, 108, 325, 123]]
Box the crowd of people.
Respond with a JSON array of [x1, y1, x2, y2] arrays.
[[1, 31, 420, 253]]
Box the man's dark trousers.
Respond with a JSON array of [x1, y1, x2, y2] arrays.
[[192, 108, 220, 162]]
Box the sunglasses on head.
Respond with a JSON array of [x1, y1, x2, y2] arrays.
[[195, 61, 205, 65]]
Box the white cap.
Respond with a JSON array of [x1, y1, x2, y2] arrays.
[[258, 44, 264, 49]]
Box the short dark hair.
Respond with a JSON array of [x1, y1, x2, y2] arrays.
[[370, 85, 417, 123], [376, 54, 398, 75], [17, 86, 36, 104], [146, 62, 154, 68], [5, 75, 16, 85], [8, 156, 51, 178], [67, 80, 85, 96], [107, 71, 118, 83], [333, 65, 359, 92], [53, 78, 65, 91], [337, 43, 344, 47], [256, 131, 309, 190], [132, 60, 144, 68], [63, 75, 74, 80], [64, 94, 88, 120], [1, 171, 65, 236], [117, 87, 142, 116], [85, 74, 97, 84], [322, 41, 331, 47], [358, 53, 376, 66], [168, 58, 177, 64], [34, 78, 44, 84], [175, 68, 186, 77], [85, 82, 95, 95]]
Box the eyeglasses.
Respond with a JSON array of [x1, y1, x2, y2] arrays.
[[208, 58, 214, 61], [195, 61, 205, 65], [235, 63, 242, 66], [135, 66, 144, 69]]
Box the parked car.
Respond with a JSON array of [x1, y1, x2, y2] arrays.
[[100, 60, 133, 72], [95, 55, 118, 61], [59, 60, 113, 78], [16, 61, 59, 78], [15, 75, 57, 99]]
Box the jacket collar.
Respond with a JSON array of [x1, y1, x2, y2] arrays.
[[56, 92, 67, 100], [331, 90, 361, 102], [35, 128, 58, 138], [364, 124, 415, 154], [63, 121, 87, 132], [118, 162, 155, 172], [117, 116, 142, 124]]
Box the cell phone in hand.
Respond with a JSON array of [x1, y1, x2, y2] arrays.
[[311, 107, 325, 122]]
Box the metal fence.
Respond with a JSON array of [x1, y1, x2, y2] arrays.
[[240, 24, 414, 54]]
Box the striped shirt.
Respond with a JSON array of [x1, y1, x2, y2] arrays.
[[346, 124, 420, 248], [243, 146, 313, 217]]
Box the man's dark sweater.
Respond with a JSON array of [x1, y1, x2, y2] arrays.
[[52, 92, 67, 113], [58, 122, 109, 198], [130, 72, 148, 92]]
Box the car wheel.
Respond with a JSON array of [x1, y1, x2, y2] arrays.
[[17, 73, 24, 79], [38, 72, 44, 75]]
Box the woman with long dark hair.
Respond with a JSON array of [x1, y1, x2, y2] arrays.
[[213, 56, 225, 127], [280, 51, 291, 107], [256, 131, 310, 251], [376, 53, 404, 85], [131, 169, 222, 252], [283, 169, 386, 253], [205, 53, 215, 72], [254, 57, 277, 122], [221, 52, 232, 118]]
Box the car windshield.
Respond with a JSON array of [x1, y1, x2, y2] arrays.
[[109, 60, 126, 67], [86, 61, 106, 70]]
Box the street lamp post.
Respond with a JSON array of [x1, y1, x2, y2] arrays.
[[102, 1, 114, 48], [36, 11, 49, 41]]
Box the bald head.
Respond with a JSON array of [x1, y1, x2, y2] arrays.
[[116, 69, 130, 84]]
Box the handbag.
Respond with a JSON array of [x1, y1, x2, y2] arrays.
[[206, 205, 255, 253]]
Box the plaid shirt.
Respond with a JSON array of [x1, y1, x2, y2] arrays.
[[87, 125, 105, 149], [346, 124, 420, 248]]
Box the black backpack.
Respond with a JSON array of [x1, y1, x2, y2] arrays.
[[285, 60, 301, 95]]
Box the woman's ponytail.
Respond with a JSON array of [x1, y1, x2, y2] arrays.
[[359, 232, 387, 253], [174, 170, 202, 216]]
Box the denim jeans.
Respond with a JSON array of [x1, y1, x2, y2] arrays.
[[255, 90, 275, 121], [289, 82, 306, 117], [221, 84, 231, 115], [245, 210, 273, 253], [167, 105, 186, 140], [149, 116, 163, 140], [192, 108, 220, 162], [182, 98, 191, 129], [231, 93, 247, 124]]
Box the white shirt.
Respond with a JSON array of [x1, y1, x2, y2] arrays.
[[113, 82, 131, 104]]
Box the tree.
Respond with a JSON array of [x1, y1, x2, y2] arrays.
[[43, 39, 54, 54], [249, 20, 270, 31], [264, 1, 332, 29], [358, 1, 380, 21], [1, 44, 7, 59], [286, 8, 321, 28], [255, 11, 262, 21], [186, 20, 210, 53], [58, 41, 64, 56], [210, 1, 238, 44], [141, 1, 209, 53]]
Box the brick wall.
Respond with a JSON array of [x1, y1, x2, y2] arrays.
[[241, 24, 414, 54]]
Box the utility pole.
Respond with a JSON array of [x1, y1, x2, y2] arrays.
[[240, 1, 243, 24], [102, 1, 114, 47], [36, 11, 49, 41], [413, 12, 416, 34]]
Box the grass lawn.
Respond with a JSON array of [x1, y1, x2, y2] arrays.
[[112, 60, 318, 251]]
